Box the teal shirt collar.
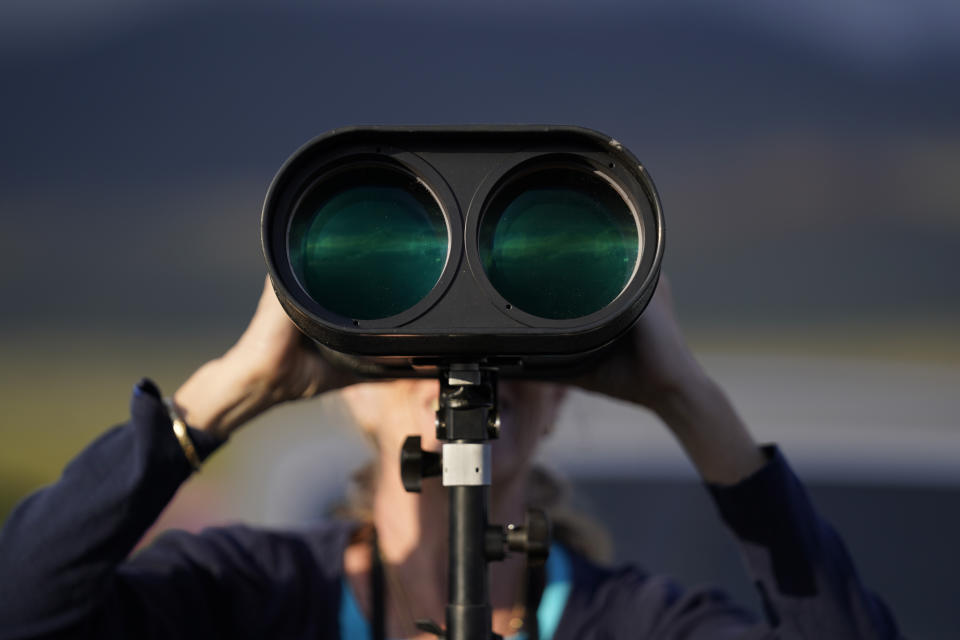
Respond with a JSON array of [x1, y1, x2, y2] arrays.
[[339, 544, 573, 640]]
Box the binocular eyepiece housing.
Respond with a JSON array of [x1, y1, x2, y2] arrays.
[[261, 125, 664, 376]]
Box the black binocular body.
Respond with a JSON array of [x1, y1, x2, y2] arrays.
[[262, 125, 664, 377]]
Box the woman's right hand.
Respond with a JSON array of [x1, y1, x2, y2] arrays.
[[172, 277, 357, 440]]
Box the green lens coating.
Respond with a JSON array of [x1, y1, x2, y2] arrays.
[[479, 167, 639, 320], [288, 165, 448, 320]]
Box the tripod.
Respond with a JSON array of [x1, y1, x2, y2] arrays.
[[400, 364, 550, 640]]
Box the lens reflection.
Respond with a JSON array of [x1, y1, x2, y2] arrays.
[[479, 167, 639, 320], [289, 166, 447, 320]]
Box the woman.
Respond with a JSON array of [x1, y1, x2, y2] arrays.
[[0, 277, 900, 639]]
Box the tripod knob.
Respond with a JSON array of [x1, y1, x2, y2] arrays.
[[509, 508, 550, 566], [400, 436, 442, 493], [488, 509, 551, 566]]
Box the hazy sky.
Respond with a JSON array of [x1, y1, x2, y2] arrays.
[[3, 0, 960, 65], [1, 0, 957, 330]]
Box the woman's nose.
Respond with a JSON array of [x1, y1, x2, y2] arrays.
[[408, 379, 441, 410]]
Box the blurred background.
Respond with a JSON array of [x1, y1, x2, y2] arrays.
[[1, 1, 958, 637]]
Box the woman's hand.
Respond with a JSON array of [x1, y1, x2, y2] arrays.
[[573, 276, 709, 415], [574, 275, 766, 485], [172, 277, 357, 440]]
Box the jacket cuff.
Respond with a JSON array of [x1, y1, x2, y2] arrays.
[[707, 445, 819, 596]]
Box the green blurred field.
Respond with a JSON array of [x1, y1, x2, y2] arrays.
[[0, 329, 237, 523]]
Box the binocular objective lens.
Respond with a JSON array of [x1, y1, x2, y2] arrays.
[[479, 167, 640, 320], [288, 166, 448, 320]]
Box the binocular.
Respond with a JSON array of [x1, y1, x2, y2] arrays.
[[261, 125, 664, 375]]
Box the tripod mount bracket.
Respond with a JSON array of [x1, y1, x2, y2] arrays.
[[442, 443, 492, 486]]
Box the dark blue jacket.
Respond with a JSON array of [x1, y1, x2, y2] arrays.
[[0, 379, 900, 639]]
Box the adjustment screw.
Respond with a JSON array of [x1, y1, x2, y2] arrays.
[[488, 412, 501, 438]]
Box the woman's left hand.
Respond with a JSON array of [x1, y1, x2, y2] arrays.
[[572, 275, 766, 484], [572, 276, 708, 416]]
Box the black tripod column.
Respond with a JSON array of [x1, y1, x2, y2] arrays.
[[439, 365, 498, 640]]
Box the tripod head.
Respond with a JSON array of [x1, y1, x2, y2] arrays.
[[399, 363, 549, 640]]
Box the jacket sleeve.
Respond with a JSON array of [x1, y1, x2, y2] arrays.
[[696, 445, 901, 639], [0, 379, 223, 640], [572, 447, 903, 640]]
